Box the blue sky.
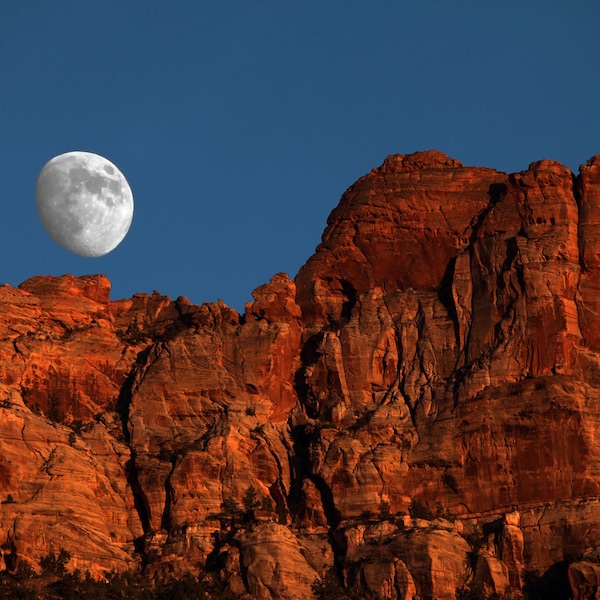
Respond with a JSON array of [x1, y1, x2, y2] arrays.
[[2, 2, 600, 312]]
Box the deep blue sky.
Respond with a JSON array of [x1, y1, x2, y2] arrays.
[[2, 2, 600, 312]]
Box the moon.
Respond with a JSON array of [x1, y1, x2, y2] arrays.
[[36, 151, 134, 257]]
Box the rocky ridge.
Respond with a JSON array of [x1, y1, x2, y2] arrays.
[[2, 151, 600, 598]]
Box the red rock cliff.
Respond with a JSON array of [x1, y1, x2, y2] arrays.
[[3, 151, 600, 599]]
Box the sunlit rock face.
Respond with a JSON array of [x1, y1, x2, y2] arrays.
[[4, 151, 600, 598]]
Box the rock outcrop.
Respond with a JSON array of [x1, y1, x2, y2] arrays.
[[3, 151, 600, 598]]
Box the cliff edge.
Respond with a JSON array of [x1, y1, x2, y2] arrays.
[[3, 151, 600, 598]]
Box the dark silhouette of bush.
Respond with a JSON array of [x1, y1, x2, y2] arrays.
[[408, 499, 435, 520], [0, 567, 220, 600], [242, 485, 260, 512], [312, 567, 360, 600], [46, 395, 66, 424], [0, 572, 38, 600], [260, 495, 274, 512], [221, 497, 239, 515], [378, 500, 391, 519], [40, 548, 71, 576], [456, 581, 487, 600]]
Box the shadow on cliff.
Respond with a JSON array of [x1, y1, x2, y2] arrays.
[[293, 332, 324, 419], [288, 423, 347, 586], [437, 182, 508, 354], [438, 257, 459, 347], [116, 346, 154, 555], [471, 182, 508, 242], [522, 560, 572, 600]]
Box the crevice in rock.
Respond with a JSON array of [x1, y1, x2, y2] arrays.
[[205, 532, 248, 593], [339, 279, 357, 322], [438, 257, 460, 347], [469, 182, 508, 244], [572, 171, 583, 212], [498, 238, 521, 299], [289, 424, 345, 570], [572, 171, 588, 273], [127, 457, 152, 546], [294, 332, 325, 419], [116, 346, 152, 444], [161, 455, 178, 533], [491, 237, 524, 348], [288, 424, 311, 519], [260, 432, 289, 519], [115, 346, 154, 547], [308, 473, 342, 531]]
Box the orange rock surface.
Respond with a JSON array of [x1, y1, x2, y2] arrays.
[[3, 151, 600, 598]]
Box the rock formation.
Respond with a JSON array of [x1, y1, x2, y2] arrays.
[[3, 150, 600, 598]]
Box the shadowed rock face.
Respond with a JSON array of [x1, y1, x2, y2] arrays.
[[3, 151, 600, 598]]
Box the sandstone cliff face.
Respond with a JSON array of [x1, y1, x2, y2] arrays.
[[3, 151, 600, 598]]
